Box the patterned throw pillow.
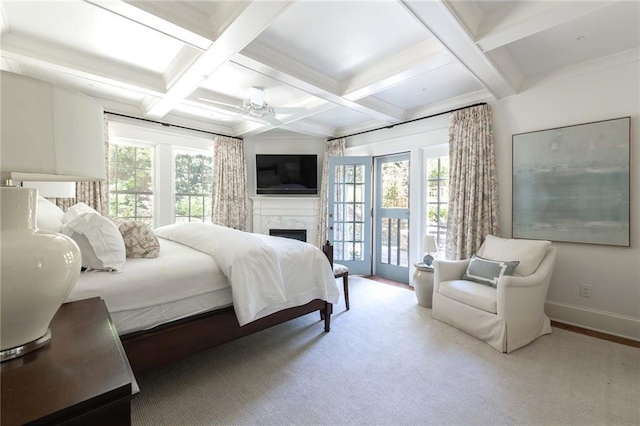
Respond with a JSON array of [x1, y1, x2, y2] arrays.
[[110, 219, 160, 259], [463, 255, 520, 287]]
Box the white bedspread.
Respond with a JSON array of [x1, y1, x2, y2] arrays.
[[155, 223, 339, 326]]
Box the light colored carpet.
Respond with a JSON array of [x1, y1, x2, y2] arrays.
[[132, 276, 640, 425]]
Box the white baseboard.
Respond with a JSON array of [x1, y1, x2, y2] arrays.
[[545, 300, 640, 342]]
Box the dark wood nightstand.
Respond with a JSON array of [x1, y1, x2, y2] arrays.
[[1, 297, 137, 426]]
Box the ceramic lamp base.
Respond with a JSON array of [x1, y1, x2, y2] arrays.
[[0, 329, 51, 362], [423, 254, 434, 266], [0, 187, 81, 356]]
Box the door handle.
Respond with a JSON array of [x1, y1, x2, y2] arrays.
[[329, 226, 333, 230]]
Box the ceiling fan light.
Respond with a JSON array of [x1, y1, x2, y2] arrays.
[[249, 87, 266, 106]]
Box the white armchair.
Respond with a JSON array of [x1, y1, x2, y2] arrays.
[[432, 235, 557, 353]]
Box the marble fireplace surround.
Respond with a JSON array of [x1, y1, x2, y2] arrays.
[[251, 197, 320, 245]]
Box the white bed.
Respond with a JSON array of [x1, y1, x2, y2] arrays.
[[66, 239, 233, 335], [66, 223, 340, 336]]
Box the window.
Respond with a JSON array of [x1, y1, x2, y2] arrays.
[[426, 156, 448, 253], [108, 144, 154, 225], [174, 149, 214, 223]]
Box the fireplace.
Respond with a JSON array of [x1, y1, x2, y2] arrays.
[[269, 229, 307, 242]]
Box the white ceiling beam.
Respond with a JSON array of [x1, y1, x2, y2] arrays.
[[233, 102, 337, 137], [144, 0, 295, 119], [342, 39, 455, 101], [234, 42, 404, 122], [400, 0, 516, 99], [476, 1, 619, 52], [84, 0, 213, 50], [0, 33, 166, 96]]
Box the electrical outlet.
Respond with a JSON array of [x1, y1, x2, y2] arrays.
[[580, 283, 592, 298]]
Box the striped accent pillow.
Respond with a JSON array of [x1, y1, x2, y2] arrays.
[[463, 255, 519, 287]]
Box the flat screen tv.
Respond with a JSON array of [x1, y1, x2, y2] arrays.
[[256, 154, 318, 195]]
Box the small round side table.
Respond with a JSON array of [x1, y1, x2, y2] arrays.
[[413, 262, 434, 308]]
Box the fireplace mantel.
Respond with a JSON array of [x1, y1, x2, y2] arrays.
[[251, 197, 320, 246]]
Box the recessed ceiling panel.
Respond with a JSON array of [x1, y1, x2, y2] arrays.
[[201, 61, 314, 106], [256, 1, 430, 80], [304, 106, 373, 129], [505, 1, 640, 77], [18, 64, 147, 106], [372, 63, 484, 110], [3, 1, 184, 74]]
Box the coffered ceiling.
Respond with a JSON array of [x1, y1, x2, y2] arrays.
[[1, 0, 638, 139]]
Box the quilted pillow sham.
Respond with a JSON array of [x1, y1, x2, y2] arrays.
[[463, 255, 519, 288], [110, 218, 160, 258]]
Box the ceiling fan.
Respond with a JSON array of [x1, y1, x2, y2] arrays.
[[199, 87, 307, 125]]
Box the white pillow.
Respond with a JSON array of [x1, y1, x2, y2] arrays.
[[36, 196, 65, 232], [478, 235, 551, 277], [61, 211, 126, 271], [63, 202, 100, 224]]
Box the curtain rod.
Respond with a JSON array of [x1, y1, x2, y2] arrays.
[[327, 102, 488, 142], [104, 111, 243, 141]]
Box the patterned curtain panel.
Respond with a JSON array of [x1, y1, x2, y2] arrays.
[[446, 104, 500, 260], [213, 136, 248, 231], [51, 115, 110, 213], [315, 138, 345, 247]]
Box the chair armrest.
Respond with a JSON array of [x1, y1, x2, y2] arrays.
[[433, 259, 471, 284], [498, 246, 557, 288]]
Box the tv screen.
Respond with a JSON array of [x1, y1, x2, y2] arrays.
[[256, 154, 318, 195]]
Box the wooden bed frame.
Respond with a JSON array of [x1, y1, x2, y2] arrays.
[[121, 243, 335, 373], [121, 300, 332, 373]]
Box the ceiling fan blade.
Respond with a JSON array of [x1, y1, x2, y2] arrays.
[[198, 97, 244, 110], [262, 114, 283, 126], [271, 106, 308, 115]]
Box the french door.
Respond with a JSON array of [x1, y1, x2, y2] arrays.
[[327, 157, 372, 275], [374, 153, 410, 283]]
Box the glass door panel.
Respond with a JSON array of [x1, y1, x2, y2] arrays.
[[375, 153, 410, 283], [328, 157, 372, 275]]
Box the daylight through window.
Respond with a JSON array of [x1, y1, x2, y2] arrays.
[[108, 144, 154, 225], [174, 149, 214, 223], [426, 156, 449, 253]]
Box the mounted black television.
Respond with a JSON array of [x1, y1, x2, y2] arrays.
[[256, 154, 318, 195]]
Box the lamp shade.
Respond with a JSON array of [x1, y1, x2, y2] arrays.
[[24, 182, 76, 198], [423, 235, 437, 253], [0, 71, 105, 182]]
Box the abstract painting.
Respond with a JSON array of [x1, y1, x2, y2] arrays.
[[512, 117, 630, 246]]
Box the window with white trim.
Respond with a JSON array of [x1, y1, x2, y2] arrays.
[[426, 155, 449, 253], [174, 148, 214, 223], [108, 143, 154, 225]]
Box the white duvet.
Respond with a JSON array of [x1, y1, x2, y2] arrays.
[[154, 223, 339, 326]]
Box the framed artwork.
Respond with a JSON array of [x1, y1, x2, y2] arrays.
[[512, 117, 630, 246]]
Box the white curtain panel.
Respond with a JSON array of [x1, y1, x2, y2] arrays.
[[52, 115, 110, 213], [213, 136, 248, 231], [446, 104, 500, 260], [316, 138, 345, 247]]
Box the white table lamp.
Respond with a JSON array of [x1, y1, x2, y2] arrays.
[[0, 71, 105, 361], [422, 235, 437, 266]]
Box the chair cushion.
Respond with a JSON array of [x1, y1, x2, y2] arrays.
[[333, 263, 348, 276], [463, 255, 519, 287], [478, 235, 550, 277], [439, 280, 497, 314]]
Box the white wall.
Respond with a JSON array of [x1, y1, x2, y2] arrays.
[[491, 55, 639, 340], [343, 54, 639, 340], [244, 132, 325, 231]]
